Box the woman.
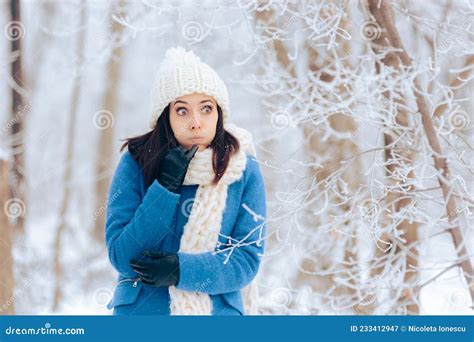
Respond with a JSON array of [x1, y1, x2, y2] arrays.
[[105, 46, 267, 315]]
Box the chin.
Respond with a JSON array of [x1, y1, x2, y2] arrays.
[[180, 140, 210, 151], [197, 144, 208, 152]]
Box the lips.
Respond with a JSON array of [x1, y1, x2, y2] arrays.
[[190, 136, 203, 140]]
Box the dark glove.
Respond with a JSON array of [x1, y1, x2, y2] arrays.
[[157, 145, 198, 193], [130, 251, 180, 287]]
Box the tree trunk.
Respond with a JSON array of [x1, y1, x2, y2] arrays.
[[9, 0, 26, 234], [367, 0, 474, 308], [93, 2, 125, 242], [52, 3, 86, 311], [0, 160, 15, 314], [360, 0, 421, 314], [255, 2, 363, 313]]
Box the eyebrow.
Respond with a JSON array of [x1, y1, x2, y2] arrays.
[[173, 99, 215, 106]]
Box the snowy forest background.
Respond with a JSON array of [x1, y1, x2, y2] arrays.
[[0, 0, 473, 315]]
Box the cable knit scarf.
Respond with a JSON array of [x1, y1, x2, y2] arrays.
[[168, 123, 259, 315]]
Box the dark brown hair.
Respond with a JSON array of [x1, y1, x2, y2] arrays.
[[120, 104, 240, 187]]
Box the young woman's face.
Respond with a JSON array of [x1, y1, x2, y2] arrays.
[[169, 92, 219, 152]]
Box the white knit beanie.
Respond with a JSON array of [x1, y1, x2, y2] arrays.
[[149, 46, 230, 129]]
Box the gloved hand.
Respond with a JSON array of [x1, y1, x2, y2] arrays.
[[130, 251, 180, 287], [157, 145, 198, 193]]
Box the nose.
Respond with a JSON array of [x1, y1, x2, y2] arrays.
[[189, 111, 202, 130]]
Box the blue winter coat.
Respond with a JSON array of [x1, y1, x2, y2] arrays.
[[105, 150, 266, 315]]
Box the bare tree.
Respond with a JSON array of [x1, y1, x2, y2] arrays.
[[0, 159, 15, 315], [52, 3, 87, 311], [367, 0, 473, 308], [8, 0, 27, 234], [359, 0, 421, 314], [93, 2, 126, 243], [253, 1, 366, 314], [232, 0, 472, 314]]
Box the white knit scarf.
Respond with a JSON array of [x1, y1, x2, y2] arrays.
[[168, 123, 259, 315]]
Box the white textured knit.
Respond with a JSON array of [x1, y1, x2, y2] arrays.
[[168, 123, 259, 315], [149, 46, 230, 129]]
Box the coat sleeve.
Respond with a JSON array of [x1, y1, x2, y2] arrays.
[[105, 152, 181, 277], [176, 156, 267, 295]]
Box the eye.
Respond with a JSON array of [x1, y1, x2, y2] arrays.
[[176, 107, 187, 116], [201, 105, 213, 114]]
